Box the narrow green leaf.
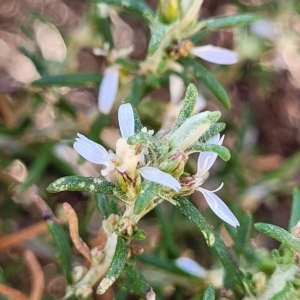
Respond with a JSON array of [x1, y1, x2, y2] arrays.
[[148, 22, 171, 56], [203, 284, 215, 300], [186, 143, 231, 161], [134, 182, 160, 214], [115, 58, 139, 71], [180, 58, 231, 108], [95, 193, 122, 219], [214, 233, 245, 293], [128, 132, 162, 155], [20, 46, 47, 76], [124, 76, 145, 107], [92, 0, 155, 23], [289, 188, 300, 231], [173, 197, 215, 247], [234, 212, 252, 255], [56, 98, 77, 117], [172, 83, 198, 132], [203, 13, 261, 31], [32, 73, 102, 86], [198, 123, 226, 143], [132, 105, 143, 133], [99, 17, 114, 48], [124, 263, 154, 298], [47, 176, 115, 194], [47, 220, 72, 284], [270, 282, 295, 300], [97, 237, 129, 294], [255, 223, 300, 254], [19, 144, 50, 191]]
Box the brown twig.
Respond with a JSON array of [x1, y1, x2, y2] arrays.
[[63, 202, 92, 263], [24, 249, 45, 300], [0, 283, 30, 300], [0, 221, 47, 252]]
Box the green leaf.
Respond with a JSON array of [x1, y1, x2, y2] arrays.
[[19, 144, 50, 191], [148, 22, 171, 56], [124, 76, 145, 107], [180, 58, 231, 108], [198, 123, 226, 143], [172, 83, 198, 132], [169, 111, 221, 151], [289, 188, 300, 231], [132, 105, 143, 133], [173, 196, 215, 247], [134, 182, 160, 214], [186, 143, 231, 161], [97, 237, 129, 294], [203, 13, 261, 31], [95, 193, 122, 219], [32, 73, 102, 86], [20, 46, 47, 76], [92, 0, 154, 23], [203, 284, 215, 300], [214, 233, 245, 293], [270, 282, 296, 300], [99, 17, 114, 49], [124, 263, 154, 298], [234, 212, 252, 255], [47, 220, 72, 284], [47, 176, 115, 194], [255, 223, 300, 254]]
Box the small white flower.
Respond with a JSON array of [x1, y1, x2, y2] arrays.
[[98, 66, 119, 114], [191, 44, 238, 65], [74, 104, 181, 192], [193, 134, 240, 227], [175, 257, 207, 278]]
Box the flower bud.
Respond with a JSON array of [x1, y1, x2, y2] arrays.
[[159, 150, 188, 177], [118, 216, 136, 239], [158, 0, 180, 24]]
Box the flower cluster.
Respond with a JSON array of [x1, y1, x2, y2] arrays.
[[74, 85, 239, 227]]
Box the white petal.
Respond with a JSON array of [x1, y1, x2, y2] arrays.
[[196, 134, 224, 176], [175, 257, 207, 278], [169, 74, 185, 104], [250, 19, 276, 41], [73, 133, 110, 165], [198, 188, 240, 227], [118, 103, 135, 138], [139, 166, 181, 192], [191, 45, 238, 65], [98, 66, 119, 114]]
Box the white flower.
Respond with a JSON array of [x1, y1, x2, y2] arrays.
[[98, 66, 119, 114], [74, 103, 181, 192], [191, 44, 238, 65], [193, 134, 240, 227], [175, 257, 207, 278]]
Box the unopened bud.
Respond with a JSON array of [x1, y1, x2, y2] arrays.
[[118, 216, 136, 239], [160, 150, 188, 177], [158, 0, 180, 24]]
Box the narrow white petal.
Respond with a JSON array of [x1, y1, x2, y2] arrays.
[[250, 19, 276, 41], [73, 133, 110, 165], [198, 188, 240, 227], [169, 74, 185, 104], [196, 134, 224, 176], [98, 66, 119, 114], [139, 166, 181, 192], [175, 257, 207, 278], [191, 45, 238, 65], [118, 103, 135, 138]]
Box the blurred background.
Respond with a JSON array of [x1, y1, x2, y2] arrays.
[[0, 0, 300, 299]]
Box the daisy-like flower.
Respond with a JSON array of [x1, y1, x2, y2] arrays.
[[191, 44, 238, 65], [193, 134, 240, 227], [74, 103, 181, 192]]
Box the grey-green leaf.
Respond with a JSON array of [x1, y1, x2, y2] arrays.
[[203, 13, 261, 31], [203, 284, 215, 300], [186, 143, 231, 161], [289, 188, 300, 231], [32, 73, 102, 86], [47, 176, 115, 194], [180, 58, 231, 108], [198, 123, 226, 143], [148, 22, 171, 56], [134, 182, 160, 214], [255, 222, 300, 254], [97, 237, 129, 294], [47, 220, 72, 284], [173, 196, 215, 247], [95, 193, 121, 219], [172, 83, 198, 132]]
